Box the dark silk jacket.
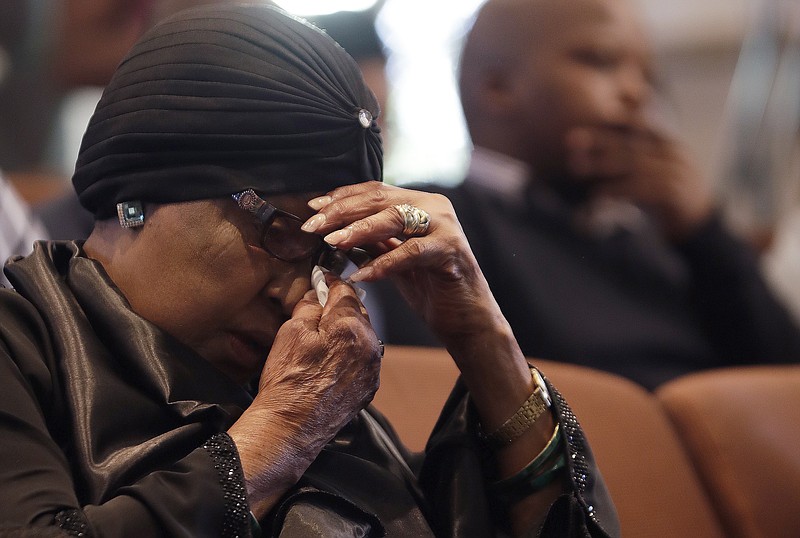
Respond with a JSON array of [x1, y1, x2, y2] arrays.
[[0, 241, 618, 537]]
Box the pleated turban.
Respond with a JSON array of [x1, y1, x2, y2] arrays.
[[72, 3, 383, 219]]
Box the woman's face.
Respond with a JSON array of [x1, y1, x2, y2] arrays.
[[111, 193, 319, 384]]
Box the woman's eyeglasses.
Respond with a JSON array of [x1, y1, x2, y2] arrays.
[[232, 190, 370, 278]]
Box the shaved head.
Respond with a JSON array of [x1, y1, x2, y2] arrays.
[[458, 0, 651, 177], [459, 0, 613, 111]]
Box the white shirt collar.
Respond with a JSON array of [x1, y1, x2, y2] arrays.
[[464, 146, 531, 202], [464, 146, 651, 238]]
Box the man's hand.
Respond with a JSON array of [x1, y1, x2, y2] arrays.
[[566, 125, 714, 241]]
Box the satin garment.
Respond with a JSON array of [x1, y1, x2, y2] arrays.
[[1, 241, 618, 537]]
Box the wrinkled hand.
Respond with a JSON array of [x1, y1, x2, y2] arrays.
[[229, 276, 380, 511], [301, 181, 502, 349], [566, 125, 714, 241], [303, 183, 567, 533], [256, 276, 381, 446]]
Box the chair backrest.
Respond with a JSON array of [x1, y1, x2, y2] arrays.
[[373, 345, 460, 451], [657, 365, 800, 538], [373, 345, 726, 538]]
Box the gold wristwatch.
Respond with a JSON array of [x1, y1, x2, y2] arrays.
[[484, 366, 552, 448]]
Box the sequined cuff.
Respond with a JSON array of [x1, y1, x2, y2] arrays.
[[549, 383, 599, 525], [202, 432, 253, 538], [54, 508, 91, 536]]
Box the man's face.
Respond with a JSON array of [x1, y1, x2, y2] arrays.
[[515, 0, 655, 180]]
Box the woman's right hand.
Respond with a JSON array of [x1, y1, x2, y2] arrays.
[[257, 273, 382, 441], [227, 275, 381, 515]]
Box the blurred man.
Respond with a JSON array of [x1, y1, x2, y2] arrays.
[[377, 0, 800, 390], [0, 174, 46, 288], [0, 0, 229, 238]]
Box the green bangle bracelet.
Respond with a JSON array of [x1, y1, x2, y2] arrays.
[[490, 424, 566, 503], [492, 423, 562, 491], [249, 511, 263, 538], [491, 451, 568, 505]]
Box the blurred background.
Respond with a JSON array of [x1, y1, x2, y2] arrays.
[[1, 0, 798, 312]]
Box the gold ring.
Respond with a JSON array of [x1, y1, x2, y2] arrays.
[[394, 204, 431, 237]]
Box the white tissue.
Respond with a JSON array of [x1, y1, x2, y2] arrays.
[[312, 265, 329, 306], [312, 265, 366, 307]]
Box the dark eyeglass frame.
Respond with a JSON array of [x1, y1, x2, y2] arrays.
[[232, 189, 371, 276]]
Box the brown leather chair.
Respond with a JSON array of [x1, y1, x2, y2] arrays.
[[373, 346, 727, 537], [657, 365, 800, 538]]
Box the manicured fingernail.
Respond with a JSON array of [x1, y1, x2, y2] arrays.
[[324, 227, 352, 246], [301, 213, 326, 232], [348, 266, 373, 282], [308, 196, 333, 210]]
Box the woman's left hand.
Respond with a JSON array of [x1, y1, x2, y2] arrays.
[[304, 182, 568, 533], [301, 181, 502, 350]]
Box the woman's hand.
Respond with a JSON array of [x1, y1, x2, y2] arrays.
[[228, 275, 381, 516], [292, 181, 574, 535], [257, 274, 381, 438], [301, 181, 504, 351], [302, 182, 568, 535]]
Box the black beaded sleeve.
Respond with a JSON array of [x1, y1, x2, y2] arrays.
[[54, 508, 91, 536], [547, 381, 600, 527], [202, 432, 253, 538], [50, 434, 252, 538]]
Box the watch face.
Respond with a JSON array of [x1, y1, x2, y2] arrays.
[[532, 367, 552, 407]]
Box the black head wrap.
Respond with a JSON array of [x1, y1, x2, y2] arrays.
[[72, 3, 383, 219]]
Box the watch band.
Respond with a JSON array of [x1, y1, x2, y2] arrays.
[[482, 366, 552, 448]]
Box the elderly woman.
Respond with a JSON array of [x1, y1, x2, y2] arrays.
[[0, 5, 617, 537]]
